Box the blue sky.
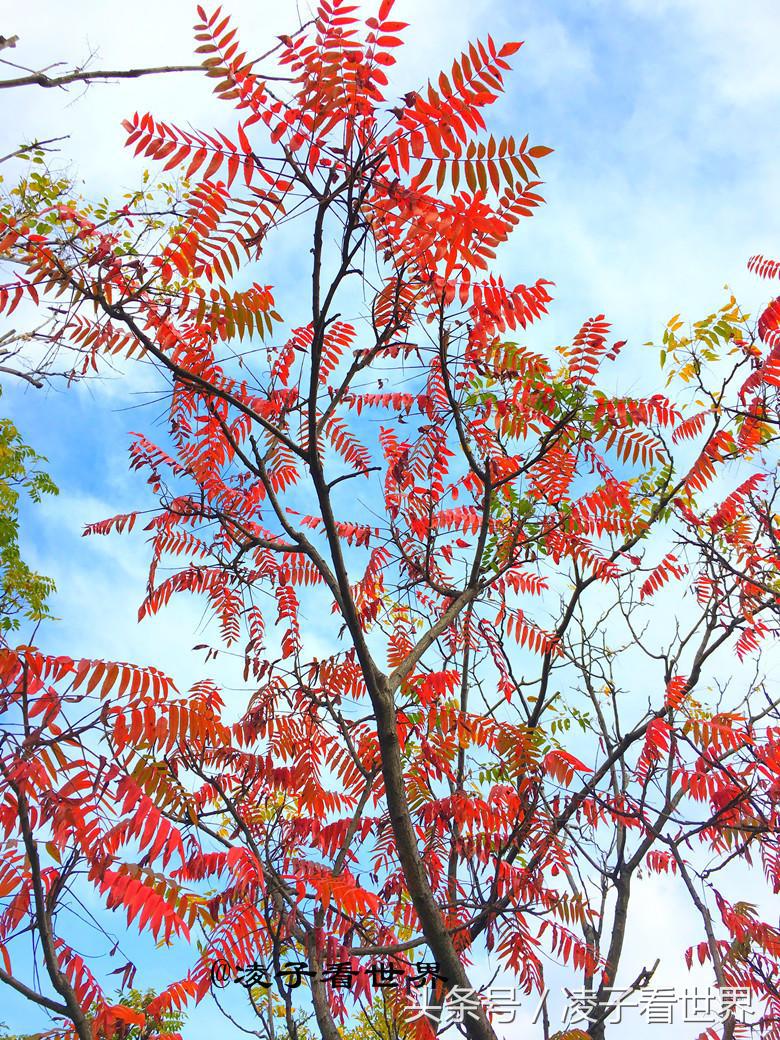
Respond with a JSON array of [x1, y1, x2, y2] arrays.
[[2, 0, 780, 1035]]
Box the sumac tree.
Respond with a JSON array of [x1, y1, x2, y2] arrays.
[[1, 3, 779, 1040]]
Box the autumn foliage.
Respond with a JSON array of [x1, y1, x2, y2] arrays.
[[1, 3, 780, 1040]]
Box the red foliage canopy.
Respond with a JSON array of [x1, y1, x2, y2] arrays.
[[1, 4, 780, 1040]]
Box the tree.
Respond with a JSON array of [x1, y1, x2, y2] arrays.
[[103, 989, 186, 1040], [0, 3, 779, 1040], [0, 24, 202, 91], [0, 396, 57, 632], [0, 16, 234, 390]]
